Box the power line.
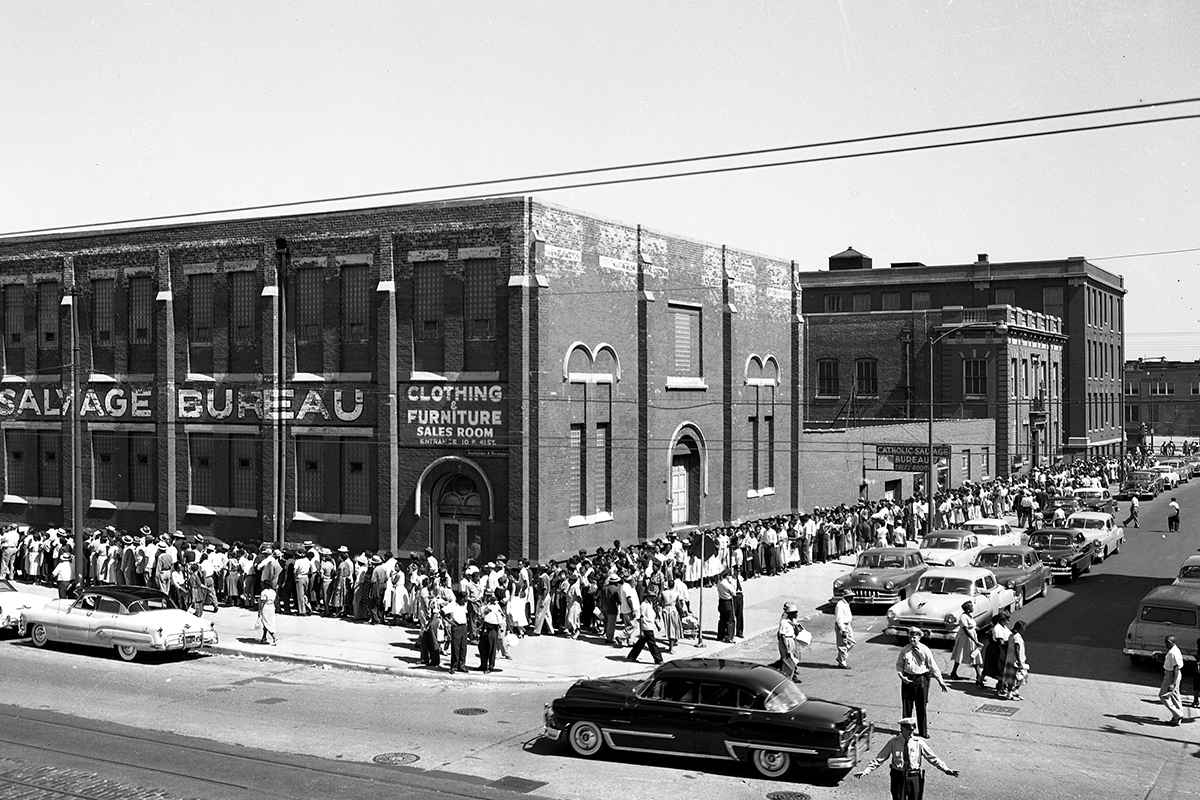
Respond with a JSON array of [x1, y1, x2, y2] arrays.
[[3, 97, 1199, 238]]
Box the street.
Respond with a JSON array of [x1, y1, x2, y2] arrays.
[[3, 484, 1200, 800]]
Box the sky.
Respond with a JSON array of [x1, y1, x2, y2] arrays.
[[1, 1, 1197, 359]]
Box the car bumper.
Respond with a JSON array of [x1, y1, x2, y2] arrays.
[[886, 622, 954, 640], [1124, 647, 1194, 663], [827, 724, 873, 769], [155, 632, 219, 651], [831, 592, 901, 606], [1049, 566, 1077, 577]]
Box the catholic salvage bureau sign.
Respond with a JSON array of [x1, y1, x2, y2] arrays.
[[401, 383, 507, 449], [0, 386, 154, 418], [872, 443, 951, 472]]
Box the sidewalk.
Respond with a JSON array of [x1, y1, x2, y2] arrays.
[[10, 556, 858, 683]]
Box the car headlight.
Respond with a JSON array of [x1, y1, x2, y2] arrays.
[[1006, 580, 1016, 589], [944, 613, 958, 625], [834, 579, 845, 590], [945, 559, 954, 567], [887, 608, 897, 620], [884, 581, 895, 591], [1059, 558, 1068, 567]]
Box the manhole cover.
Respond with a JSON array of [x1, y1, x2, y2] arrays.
[[766, 792, 811, 800], [373, 752, 421, 766], [488, 776, 547, 793], [974, 703, 1019, 717], [454, 707, 489, 716]]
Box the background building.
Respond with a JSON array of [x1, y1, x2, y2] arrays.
[[797, 249, 1125, 462], [1124, 357, 1200, 450], [0, 198, 806, 568]]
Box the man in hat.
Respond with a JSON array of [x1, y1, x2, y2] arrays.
[[53, 551, 74, 598], [896, 627, 948, 739], [776, 601, 806, 681], [856, 716, 958, 798], [834, 590, 856, 668]]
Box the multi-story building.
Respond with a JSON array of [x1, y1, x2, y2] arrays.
[[797, 249, 1125, 461], [0, 198, 802, 569], [1124, 357, 1200, 448]]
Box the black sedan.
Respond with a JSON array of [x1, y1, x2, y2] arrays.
[[543, 657, 871, 780], [1026, 529, 1095, 582]]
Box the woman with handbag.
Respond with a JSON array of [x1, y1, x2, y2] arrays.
[[1002, 620, 1030, 700], [949, 600, 984, 687]]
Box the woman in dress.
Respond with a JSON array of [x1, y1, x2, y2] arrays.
[[984, 611, 1012, 695], [949, 600, 984, 686], [257, 583, 278, 645], [657, 577, 684, 653], [506, 565, 529, 635], [564, 573, 582, 638], [776, 602, 805, 682], [1002, 620, 1029, 700]]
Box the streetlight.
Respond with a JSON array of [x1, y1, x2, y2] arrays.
[[926, 320, 1007, 534]]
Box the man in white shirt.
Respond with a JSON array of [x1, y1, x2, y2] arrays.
[[896, 627, 948, 739], [0, 525, 18, 580], [1161, 635, 1186, 726], [834, 591, 856, 668], [626, 596, 663, 664], [857, 716, 958, 798]]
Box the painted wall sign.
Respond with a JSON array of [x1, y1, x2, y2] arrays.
[[0, 386, 153, 419], [401, 383, 507, 448], [176, 386, 369, 424]]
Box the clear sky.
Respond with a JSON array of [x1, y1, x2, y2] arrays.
[[2, 1, 1196, 359]]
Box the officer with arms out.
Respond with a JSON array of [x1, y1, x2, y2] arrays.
[[857, 716, 959, 799]]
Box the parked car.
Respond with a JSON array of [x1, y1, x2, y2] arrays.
[[1152, 464, 1181, 490], [972, 546, 1051, 607], [1125, 585, 1200, 665], [1186, 457, 1200, 479], [0, 579, 49, 634], [543, 657, 873, 779], [1072, 486, 1117, 514], [1120, 470, 1164, 500], [1026, 529, 1095, 582], [1173, 555, 1200, 587], [831, 548, 928, 606], [884, 566, 1017, 643], [21, 585, 217, 661], [1160, 458, 1190, 484], [918, 530, 985, 568], [962, 518, 1022, 547], [1040, 496, 1081, 525], [1064, 511, 1125, 561]]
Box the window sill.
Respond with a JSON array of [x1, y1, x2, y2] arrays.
[[567, 511, 613, 528], [814, 394, 840, 401], [186, 505, 258, 518], [746, 487, 776, 498], [666, 377, 708, 391], [292, 512, 372, 525], [91, 500, 157, 512], [5, 495, 61, 506]]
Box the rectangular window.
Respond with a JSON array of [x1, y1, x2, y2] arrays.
[[296, 437, 324, 513], [1192, 383, 1200, 396], [190, 273, 214, 343], [1043, 286, 1064, 319], [129, 432, 154, 503], [5, 430, 29, 497], [1127, 382, 1139, 395], [823, 294, 842, 313], [817, 359, 839, 396], [464, 258, 497, 340], [749, 414, 760, 489], [92, 430, 117, 500], [413, 262, 444, 340], [994, 288, 1015, 306], [669, 304, 701, 377], [1149, 382, 1175, 395], [881, 292, 901, 311], [92, 278, 115, 345], [852, 293, 871, 312], [295, 268, 323, 342], [1022, 359, 1030, 397], [128, 276, 152, 344], [596, 422, 611, 513], [341, 265, 369, 342], [341, 438, 370, 515], [569, 423, 586, 516], [962, 449, 972, 480], [37, 282, 59, 347], [190, 433, 215, 507], [911, 291, 931, 310], [1126, 405, 1140, 423], [1147, 404, 1159, 425], [855, 359, 878, 396], [229, 271, 257, 342], [230, 436, 258, 509], [982, 446, 990, 477], [765, 414, 775, 488], [964, 359, 987, 396], [4, 285, 22, 346], [39, 431, 61, 498]]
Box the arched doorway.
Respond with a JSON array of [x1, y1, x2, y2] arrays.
[[670, 433, 702, 528], [433, 474, 481, 580]]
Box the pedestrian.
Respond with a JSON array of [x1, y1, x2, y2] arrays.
[[627, 594, 664, 664], [1161, 635, 1186, 726], [984, 611, 1012, 694], [834, 591, 856, 668], [1003, 620, 1030, 701], [716, 571, 736, 643], [896, 626, 949, 739], [856, 716, 959, 799], [478, 590, 502, 673], [256, 583, 277, 645], [949, 600, 984, 687], [52, 552, 74, 599], [599, 572, 621, 643], [1168, 498, 1181, 533], [443, 590, 469, 674], [1123, 495, 1140, 528], [776, 601, 806, 681]]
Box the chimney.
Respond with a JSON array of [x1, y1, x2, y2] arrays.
[[829, 247, 872, 271], [976, 254, 989, 263]]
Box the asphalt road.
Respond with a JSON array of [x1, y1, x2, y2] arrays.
[[2, 480, 1200, 800]]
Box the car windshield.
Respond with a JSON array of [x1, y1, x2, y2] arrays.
[[1179, 566, 1200, 581], [763, 678, 807, 712], [1030, 535, 1072, 549], [921, 537, 964, 550], [976, 553, 1022, 568], [1075, 490, 1100, 499], [917, 576, 973, 594], [858, 553, 905, 569], [962, 524, 997, 536], [1071, 518, 1106, 530], [127, 596, 178, 613], [1132, 472, 1156, 481]]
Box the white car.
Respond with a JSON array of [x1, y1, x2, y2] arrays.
[[0, 579, 49, 633], [961, 518, 1021, 547], [1152, 465, 1181, 489], [918, 530, 985, 568], [1064, 511, 1125, 561], [885, 566, 1018, 642]]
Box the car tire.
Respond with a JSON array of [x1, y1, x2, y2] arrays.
[[115, 644, 139, 662], [567, 721, 605, 758], [750, 748, 792, 780], [29, 623, 48, 648], [1101, 547, 1108, 561]]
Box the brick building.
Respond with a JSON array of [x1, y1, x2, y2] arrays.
[[796, 250, 1125, 461], [1124, 357, 1200, 448], [0, 198, 804, 569]]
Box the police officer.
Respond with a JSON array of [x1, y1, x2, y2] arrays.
[[896, 626, 948, 739], [856, 716, 959, 799]]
